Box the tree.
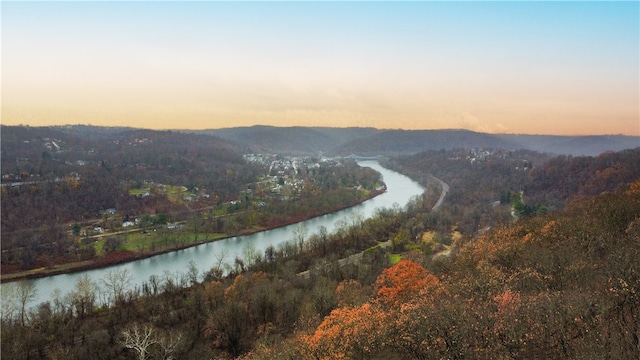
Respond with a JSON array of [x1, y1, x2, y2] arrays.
[[311, 277, 337, 317], [1, 282, 19, 323], [17, 281, 37, 326], [72, 222, 81, 236], [155, 213, 168, 225], [335, 279, 365, 308], [120, 324, 157, 360], [242, 243, 260, 269], [293, 223, 307, 252], [156, 331, 183, 360], [187, 260, 199, 286], [303, 303, 387, 359], [103, 236, 123, 253], [69, 274, 98, 318], [375, 259, 441, 307], [317, 225, 329, 256], [205, 249, 228, 281], [391, 228, 410, 252], [141, 214, 153, 229], [102, 268, 132, 305], [206, 302, 253, 357]]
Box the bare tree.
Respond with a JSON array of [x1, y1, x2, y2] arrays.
[[293, 223, 307, 252], [206, 249, 228, 281], [69, 274, 98, 318], [157, 331, 183, 360], [242, 242, 260, 269], [51, 288, 67, 315], [120, 324, 157, 360], [187, 260, 199, 286], [102, 268, 132, 304], [17, 281, 37, 326], [349, 211, 365, 228], [1, 282, 19, 323]]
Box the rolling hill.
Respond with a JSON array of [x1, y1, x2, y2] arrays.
[[197, 126, 639, 156]]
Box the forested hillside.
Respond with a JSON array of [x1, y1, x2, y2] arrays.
[[247, 181, 640, 359], [526, 148, 640, 209], [341, 130, 639, 156], [1, 126, 259, 272], [201, 126, 639, 156], [333, 129, 519, 155], [497, 134, 640, 156], [384, 148, 640, 233], [382, 149, 551, 234], [3, 145, 639, 359], [203, 125, 379, 154]]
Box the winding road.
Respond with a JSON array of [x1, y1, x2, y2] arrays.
[[429, 175, 449, 212]]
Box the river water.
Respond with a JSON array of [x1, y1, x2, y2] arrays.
[[3, 161, 424, 311]]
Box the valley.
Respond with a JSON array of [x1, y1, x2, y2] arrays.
[[1, 125, 639, 359]]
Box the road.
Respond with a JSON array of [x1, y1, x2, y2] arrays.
[[429, 175, 449, 212]]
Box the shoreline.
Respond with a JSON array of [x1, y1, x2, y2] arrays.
[[1, 188, 385, 283]]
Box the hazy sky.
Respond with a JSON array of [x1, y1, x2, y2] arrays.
[[2, 1, 639, 135]]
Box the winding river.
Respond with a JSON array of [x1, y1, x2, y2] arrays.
[[4, 161, 424, 312]]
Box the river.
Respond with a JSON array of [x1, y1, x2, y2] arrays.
[[3, 161, 424, 312]]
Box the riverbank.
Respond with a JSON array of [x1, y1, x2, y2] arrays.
[[1, 187, 385, 283]]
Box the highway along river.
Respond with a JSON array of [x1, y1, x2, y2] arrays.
[[5, 161, 424, 312]]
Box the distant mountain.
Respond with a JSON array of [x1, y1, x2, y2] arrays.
[[198, 127, 639, 156], [197, 127, 515, 156], [330, 129, 521, 156], [496, 134, 640, 156], [4, 125, 637, 157], [195, 126, 379, 154], [53, 125, 137, 140]]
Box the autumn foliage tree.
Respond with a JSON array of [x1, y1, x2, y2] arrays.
[[374, 259, 441, 306], [302, 260, 445, 359], [303, 303, 387, 359]]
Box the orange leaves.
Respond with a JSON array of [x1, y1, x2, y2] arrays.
[[302, 261, 443, 358], [224, 274, 250, 302], [374, 259, 441, 306], [303, 303, 387, 359]]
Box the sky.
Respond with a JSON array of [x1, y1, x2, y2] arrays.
[[2, 1, 639, 135]]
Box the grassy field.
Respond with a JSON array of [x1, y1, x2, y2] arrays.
[[94, 231, 228, 255], [163, 185, 191, 203]]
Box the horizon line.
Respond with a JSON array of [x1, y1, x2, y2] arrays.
[[2, 123, 638, 138]]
